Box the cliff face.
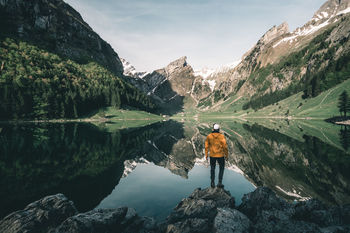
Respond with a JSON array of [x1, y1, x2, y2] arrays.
[[126, 56, 198, 114], [0, 0, 124, 77]]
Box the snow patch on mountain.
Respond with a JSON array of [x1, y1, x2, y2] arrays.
[[194, 60, 241, 79], [297, 19, 330, 36], [194, 60, 241, 91], [206, 80, 216, 91], [273, 3, 350, 49], [337, 6, 350, 15], [121, 58, 149, 79], [273, 19, 330, 48], [194, 67, 215, 79]]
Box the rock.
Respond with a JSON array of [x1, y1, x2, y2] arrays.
[[238, 187, 293, 221], [253, 210, 321, 233], [165, 56, 188, 75], [213, 208, 251, 233], [51, 208, 127, 233], [293, 199, 350, 227], [189, 187, 235, 208], [167, 197, 217, 223], [51, 207, 159, 233], [260, 22, 289, 45], [2, 187, 350, 233], [0, 193, 77, 233], [165, 187, 236, 233], [166, 218, 209, 233], [0, 0, 124, 77]]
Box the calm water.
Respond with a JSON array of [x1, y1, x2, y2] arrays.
[[0, 120, 349, 220]]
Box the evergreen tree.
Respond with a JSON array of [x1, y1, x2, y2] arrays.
[[338, 91, 349, 117]]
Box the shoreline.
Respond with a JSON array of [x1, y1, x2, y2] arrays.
[[1, 186, 349, 233]]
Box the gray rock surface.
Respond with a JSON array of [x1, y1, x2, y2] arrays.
[[0, 194, 77, 233], [214, 208, 251, 233], [51, 207, 158, 233], [0, 0, 124, 77], [238, 187, 350, 233], [164, 187, 236, 233], [2, 187, 350, 233]]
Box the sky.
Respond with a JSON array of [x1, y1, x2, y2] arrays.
[[64, 0, 326, 72]]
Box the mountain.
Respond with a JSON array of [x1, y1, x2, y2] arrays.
[[0, 0, 124, 77], [121, 56, 204, 114], [196, 0, 350, 113], [0, 0, 156, 119], [121, 57, 243, 114], [120, 58, 149, 79]]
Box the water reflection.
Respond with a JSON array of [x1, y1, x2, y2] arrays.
[[340, 125, 350, 151], [0, 119, 349, 220]]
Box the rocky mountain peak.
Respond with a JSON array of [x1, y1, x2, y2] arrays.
[[121, 58, 148, 79], [259, 22, 289, 45], [166, 56, 189, 75], [314, 0, 350, 19]]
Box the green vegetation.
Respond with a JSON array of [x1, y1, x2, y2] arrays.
[[246, 78, 350, 119], [90, 107, 162, 131], [242, 26, 350, 111], [0, 38, 155, 120], [338, 91, 350, 117]]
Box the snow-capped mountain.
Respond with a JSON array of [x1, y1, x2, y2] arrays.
[[121, 58, 149, 79], [273, 0, 350, 49]]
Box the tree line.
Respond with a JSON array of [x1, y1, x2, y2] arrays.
[[0, 38, 155, 120], [338, 91, 350, 117]]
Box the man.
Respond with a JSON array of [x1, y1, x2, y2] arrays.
[[205, 123, 228, 188]]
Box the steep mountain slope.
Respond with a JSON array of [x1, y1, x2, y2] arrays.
[[121, 57, 239, 114], [198, 0, 350, 113], [0, 38, 155, 119], [0, 0, 156, 119], [121, 56, 216, 115], [0, 0, 124, 77]]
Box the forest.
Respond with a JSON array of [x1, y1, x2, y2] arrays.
[[0, 38, 155, 120]]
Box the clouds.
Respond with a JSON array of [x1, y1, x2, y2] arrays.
[[65, 0, 326, 71]]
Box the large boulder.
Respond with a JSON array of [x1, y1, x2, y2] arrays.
[[0, 194, 77, 233], [238, 186, 293, 221], [51, 207, 158, 233], [213, 208, 252, 233], [238, 187, 350, 233], [164, 187, 237, 233]]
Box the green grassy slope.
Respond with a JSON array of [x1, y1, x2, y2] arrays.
[[245, 78, 350, 119], [89, 107, 162, 131]]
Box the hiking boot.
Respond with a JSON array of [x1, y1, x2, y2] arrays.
[[217, 181, 224, 188], [211, 180, 215, 188]]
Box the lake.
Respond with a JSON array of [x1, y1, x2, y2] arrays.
[[0, 119, 349, 220]]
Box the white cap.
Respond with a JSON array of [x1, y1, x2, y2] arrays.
[[213, 124, 220, 130]]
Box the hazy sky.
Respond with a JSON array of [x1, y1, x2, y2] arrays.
[[65, 0, 326, 71]]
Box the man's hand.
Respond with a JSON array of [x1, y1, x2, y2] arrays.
[[205, 155, 208, 161]]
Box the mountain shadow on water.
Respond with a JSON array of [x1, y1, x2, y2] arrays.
[[0, 120, 185, 218]]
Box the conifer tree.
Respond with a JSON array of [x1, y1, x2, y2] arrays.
[[338, 91, 349, 117]]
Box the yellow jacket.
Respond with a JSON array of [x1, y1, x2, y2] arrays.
[[205, 132, 228, 158]]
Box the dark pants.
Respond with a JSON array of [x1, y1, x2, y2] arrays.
[[210, 157, 225, 182]]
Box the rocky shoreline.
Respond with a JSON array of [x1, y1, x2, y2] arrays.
[[1, 187, 349, 233]]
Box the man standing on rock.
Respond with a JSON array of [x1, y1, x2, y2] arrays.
[[205, 123, 228, 188]]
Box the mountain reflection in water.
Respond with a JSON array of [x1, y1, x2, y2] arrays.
[[0, 119, 349, 219]]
